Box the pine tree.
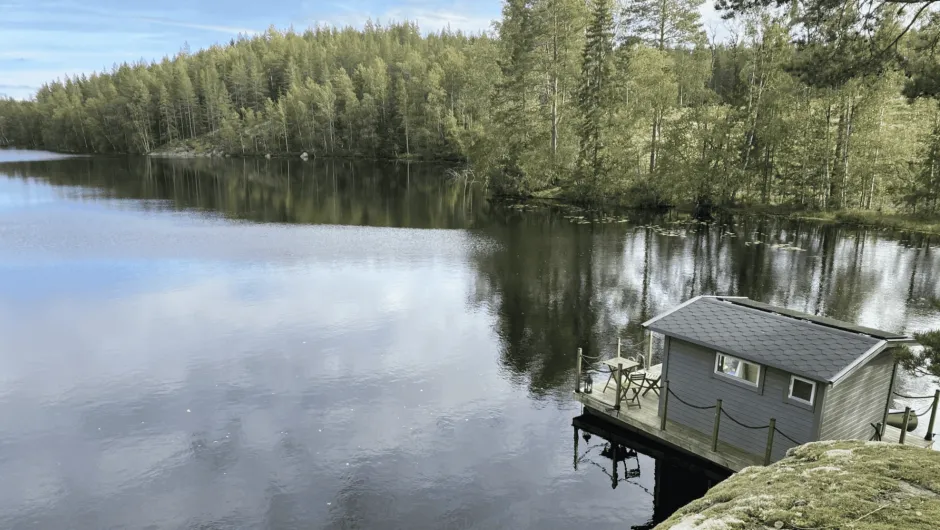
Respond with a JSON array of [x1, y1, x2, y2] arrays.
[[492, 0, 538, 185], [576, 0, 616, 188], [621, 0, 705, 50], [533, 0, 588, 159], [622, 0, 705, 173]]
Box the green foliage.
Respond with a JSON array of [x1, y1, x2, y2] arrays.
[[621, 0, 706, 50], [576, 0, 617, 193], [0, 24, 496, 160], [4, 6, 940, 215], [897, 330, 940, 380]]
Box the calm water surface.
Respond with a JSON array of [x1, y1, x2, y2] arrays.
[[1, 150, 938, 529]]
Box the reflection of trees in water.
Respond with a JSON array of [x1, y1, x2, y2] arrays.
[[5, 156, 940, 395], [1, 157, 488, 229], [470, 213, 940, 397]]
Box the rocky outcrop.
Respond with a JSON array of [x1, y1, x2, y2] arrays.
[[655, 440, 940, 530]]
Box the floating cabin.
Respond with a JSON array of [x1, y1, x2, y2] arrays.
[[574, 296, 935, 472]]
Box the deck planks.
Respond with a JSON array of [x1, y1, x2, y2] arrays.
[[574, 384, 764, 472], [574, 384, 934, 473]]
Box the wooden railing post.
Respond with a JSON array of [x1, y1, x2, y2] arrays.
[[617, 337, 622, 357], [926, 390, 940, 441], [575, 348, 582, 394], [614, 363, 623, 411], [881, 361, 899, 439], [764, 418, 776, 465], [711, 399, 723, 452], [900, 406, 911, 445], [660, 380, 670, 431]]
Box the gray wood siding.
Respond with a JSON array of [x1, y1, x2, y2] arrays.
[[819, 350, 894, 441], [664, 339, 816, 461]]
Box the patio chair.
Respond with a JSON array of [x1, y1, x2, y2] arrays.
[[642, 363, 663, 397], [620, 372, 647, 409]]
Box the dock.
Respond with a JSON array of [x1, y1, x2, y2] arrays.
[[575, 297, 938, 473], [575, 383, 763, 472], [574, 382, 931, 472]]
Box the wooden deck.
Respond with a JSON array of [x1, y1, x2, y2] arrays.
[[880, 425, 934, 449], [574, 384, 764, 472], [574, 384, 934, 473]]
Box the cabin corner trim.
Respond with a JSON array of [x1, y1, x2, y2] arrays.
[[829, 339, 888, 386]]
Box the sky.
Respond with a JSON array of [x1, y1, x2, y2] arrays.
[[0, 0, 729, 100]]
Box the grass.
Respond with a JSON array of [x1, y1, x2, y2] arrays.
[[655, 440, 940, 530]]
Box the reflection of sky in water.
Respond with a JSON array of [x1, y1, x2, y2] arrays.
[[0, 177, 61, 208], [1, 150, 940, 528], [1, 168, 640, 528]]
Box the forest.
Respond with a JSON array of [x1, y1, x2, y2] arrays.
[[3, 0, 940, 215]]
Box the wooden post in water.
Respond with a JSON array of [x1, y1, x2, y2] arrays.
[[764, 418, 776, 465], [611, 443, 618, 489], [900, 406, 911, 445], [575, 348, 582, 394], [660, 380, 669, 431], [926, 390, 940, 442], [711, 399, 723, 452], [614, 363, 623, 411], [573, 426, 579, 470]]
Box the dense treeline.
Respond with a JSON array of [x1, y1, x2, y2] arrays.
[[483, 0, 940, 214], [3, 3, 940, 214], [0, 24, 497, 160]]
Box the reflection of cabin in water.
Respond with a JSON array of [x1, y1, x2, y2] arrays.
[[575, 296, 935, 472], [572, 412, 727, 530]]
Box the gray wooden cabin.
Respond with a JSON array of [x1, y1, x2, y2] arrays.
[[644, 296, 917, 462]]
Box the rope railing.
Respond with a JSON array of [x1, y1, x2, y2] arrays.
[[774, 427, 801, 445], [667, 387, 717, 410], [575, 349, 938, 466], [720, 409, 770, 430], [892, 392, 936, 400], [665, 384, 806, 459]]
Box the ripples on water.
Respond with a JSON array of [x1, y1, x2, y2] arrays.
[[0, 150, 937, 529]]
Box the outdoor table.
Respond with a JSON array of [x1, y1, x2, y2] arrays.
[[601, 356, 640, 392]]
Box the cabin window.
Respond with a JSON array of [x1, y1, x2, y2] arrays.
[[714, 353, 760, 386], [788, 376, 816, 405]]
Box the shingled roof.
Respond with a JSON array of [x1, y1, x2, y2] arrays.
[[643, 296, 914, 384]]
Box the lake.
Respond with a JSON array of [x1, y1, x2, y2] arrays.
[[1, 150, 938, 529]]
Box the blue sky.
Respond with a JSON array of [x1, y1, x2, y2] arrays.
[[0, 0, 727, 100]]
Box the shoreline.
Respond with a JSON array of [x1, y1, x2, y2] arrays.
[[6, 146, 940, 236]]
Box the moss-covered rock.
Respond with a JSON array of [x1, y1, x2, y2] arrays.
[[655, 440, 940, 530]]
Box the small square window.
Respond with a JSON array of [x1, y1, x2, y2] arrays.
[[715, 353, 760, 386], [789, 376, 816, 405]]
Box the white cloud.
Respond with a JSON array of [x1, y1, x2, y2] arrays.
[[135, 16, 259, 35], [306, 1, 497, 34]]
